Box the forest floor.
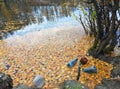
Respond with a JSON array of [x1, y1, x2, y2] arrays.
[[0, 26, 114, 89]]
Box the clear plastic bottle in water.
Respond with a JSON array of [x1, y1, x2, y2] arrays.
[[67, 58, 78, 68]]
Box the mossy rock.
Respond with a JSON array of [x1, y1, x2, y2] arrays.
[[60, 80, 89, 89]]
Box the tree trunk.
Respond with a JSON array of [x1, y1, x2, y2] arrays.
[[87, 0, 119, 57], [96, 9, 116, 55]]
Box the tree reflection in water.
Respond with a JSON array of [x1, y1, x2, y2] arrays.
[[0, 0, 80, 39]]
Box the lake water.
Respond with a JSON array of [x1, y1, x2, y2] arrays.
[[0, 2, 113, 89]]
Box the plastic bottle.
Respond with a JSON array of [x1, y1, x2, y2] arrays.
[[67, 58, 78, 68], [83, 66, 97, 73]]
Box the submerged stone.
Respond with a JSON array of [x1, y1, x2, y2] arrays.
[[13, 84, 40, 89], [94, 79, 120, 89], [60, 80, 89, 89], [33, 75, 45, 88], [13, 84, 31, 89]]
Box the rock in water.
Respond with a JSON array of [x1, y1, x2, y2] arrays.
[[67, 58, 78, 68], [13, 84, 31, 89], [33, 75, 45, 88], [0, 72, 13, 89], [60, 80, 89, 89], [83, 66, 97, 74], [95, 79, 120, 89]]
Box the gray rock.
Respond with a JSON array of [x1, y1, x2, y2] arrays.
[[33, 75, 45, 88], [94, 85, 108, 89], [60, 80, 89, 89], [13, 84, 39, 89], [13, 84, 31, 89], [94, 79, 120, 89], [111, 65, 120, 77]]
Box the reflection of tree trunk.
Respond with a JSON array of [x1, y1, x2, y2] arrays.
[[4, 0, 11, 10], [79, 16, 88, 35], [64, 6, 68, 17], [1, 2, 11, 20]]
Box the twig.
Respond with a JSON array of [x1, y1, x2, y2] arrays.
[[76, 60, 81, 81]]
